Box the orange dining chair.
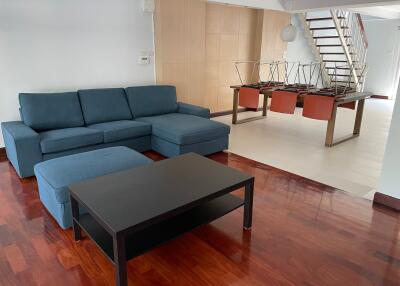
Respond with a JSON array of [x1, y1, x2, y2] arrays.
[[270, 90, 298, 114], [239, 87, 260, 109], [302, 95, 335, 121]]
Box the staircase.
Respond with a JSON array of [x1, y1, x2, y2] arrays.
[[299, 10, 368, 92]]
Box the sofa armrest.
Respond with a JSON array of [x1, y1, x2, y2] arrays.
[[1, 121, 42, 177], [178, 102, 210, 119]]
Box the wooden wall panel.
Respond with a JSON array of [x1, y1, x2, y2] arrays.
[[205, 3, 259, 112], [154, 0, 206, 105], [259, 10, 290, 82], [155, 1, 290, 113], [261, 10, 290, 60]]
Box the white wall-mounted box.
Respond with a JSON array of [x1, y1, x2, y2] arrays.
[[143, 0, 155, 12]]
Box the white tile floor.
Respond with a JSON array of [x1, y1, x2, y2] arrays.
[[214, 99, 394, 198]]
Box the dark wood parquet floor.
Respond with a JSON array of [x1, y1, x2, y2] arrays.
[[0, 151, 399, 286]]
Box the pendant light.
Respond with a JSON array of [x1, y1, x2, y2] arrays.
[[281, 0, 297, 42]]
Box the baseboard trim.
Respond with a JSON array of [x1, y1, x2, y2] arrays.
[[211, 107, 264, 118], [371, 95, 389, 100], [373, 192, 400, 211], [0, 147, 6, 160]]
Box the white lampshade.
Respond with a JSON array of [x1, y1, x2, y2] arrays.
[[281, 24, 297, 42]]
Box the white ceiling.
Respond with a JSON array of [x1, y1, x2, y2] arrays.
[[209, 0, 400, 19], [383, 4, 400, 10], [351, 4, 400, 18], [207, 0, 284, 10], [287, 0, 400, 11]]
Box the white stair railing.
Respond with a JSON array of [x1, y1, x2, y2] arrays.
[[303, 9, 368, 92], [333, 9, 368, 91]]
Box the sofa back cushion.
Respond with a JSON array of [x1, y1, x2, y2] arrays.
[[19, 92, 84, 131], [78, 88, 132, 125], [126, 85, 178, 118]]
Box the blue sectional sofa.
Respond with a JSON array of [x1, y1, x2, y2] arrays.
[[1, 85, 230, 178]]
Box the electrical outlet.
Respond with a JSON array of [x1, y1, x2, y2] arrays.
[[138, 56, 150, 65]]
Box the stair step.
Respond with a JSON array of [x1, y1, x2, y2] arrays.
[[306, 17, 333, 21], [306, 17, 345, 21], [323, 60, 358, 63], [313, 36, 351, 39], [328, 73, 351, 76], [310, 26, 348, 30], [326, 67, 360, 70], [331, 80, 362, 83], [320, 52, 354, 55], [316, 44, 350, 47]]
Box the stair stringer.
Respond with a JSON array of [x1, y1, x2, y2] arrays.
[[298, 13, 331, 87], [330, 10, 360, 90]]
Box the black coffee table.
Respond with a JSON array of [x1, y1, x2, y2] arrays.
[[69, 153, 254, 286]]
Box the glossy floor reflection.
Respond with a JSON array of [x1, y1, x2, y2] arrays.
[[0, 152, 399, 286]]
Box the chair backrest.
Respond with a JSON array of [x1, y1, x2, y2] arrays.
[[270, 90, 298, 114], [239, 87, 259, 109], [302, 95, 335, 121]]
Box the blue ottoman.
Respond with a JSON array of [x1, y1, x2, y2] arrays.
[[34, 147, 152, 229]]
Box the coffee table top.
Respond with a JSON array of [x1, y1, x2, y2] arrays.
[[69, 153, 254, 234]]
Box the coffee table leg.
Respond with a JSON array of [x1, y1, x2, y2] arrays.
[[243, 181, 254, 230], [71, 196, 82, 241], [113, 234, 127, 286]]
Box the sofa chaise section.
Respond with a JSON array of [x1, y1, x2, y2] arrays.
[[137, 113, 230, 157], [126, 85, 229, 157]]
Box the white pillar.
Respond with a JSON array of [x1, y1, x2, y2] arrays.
[[378, 86, 400, 199]]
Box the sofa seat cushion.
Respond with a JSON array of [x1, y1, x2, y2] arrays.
[[136, 113, 230, 145], [39, 127, 103, 154], [34, 147, 153, 205], [88, 120, 152, 143], [78, 88, 132, 125], [19, 92, 84, 131]]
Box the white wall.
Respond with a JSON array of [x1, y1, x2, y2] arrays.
[[285, 14, 320, 85], [0, 0, 155, 147], [286, 15, 317, 64], [378, 82, 400, 199], [363, 18, 400, 99]]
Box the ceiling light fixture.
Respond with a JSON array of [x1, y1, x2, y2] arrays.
[[281, 0, 297, 42]]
